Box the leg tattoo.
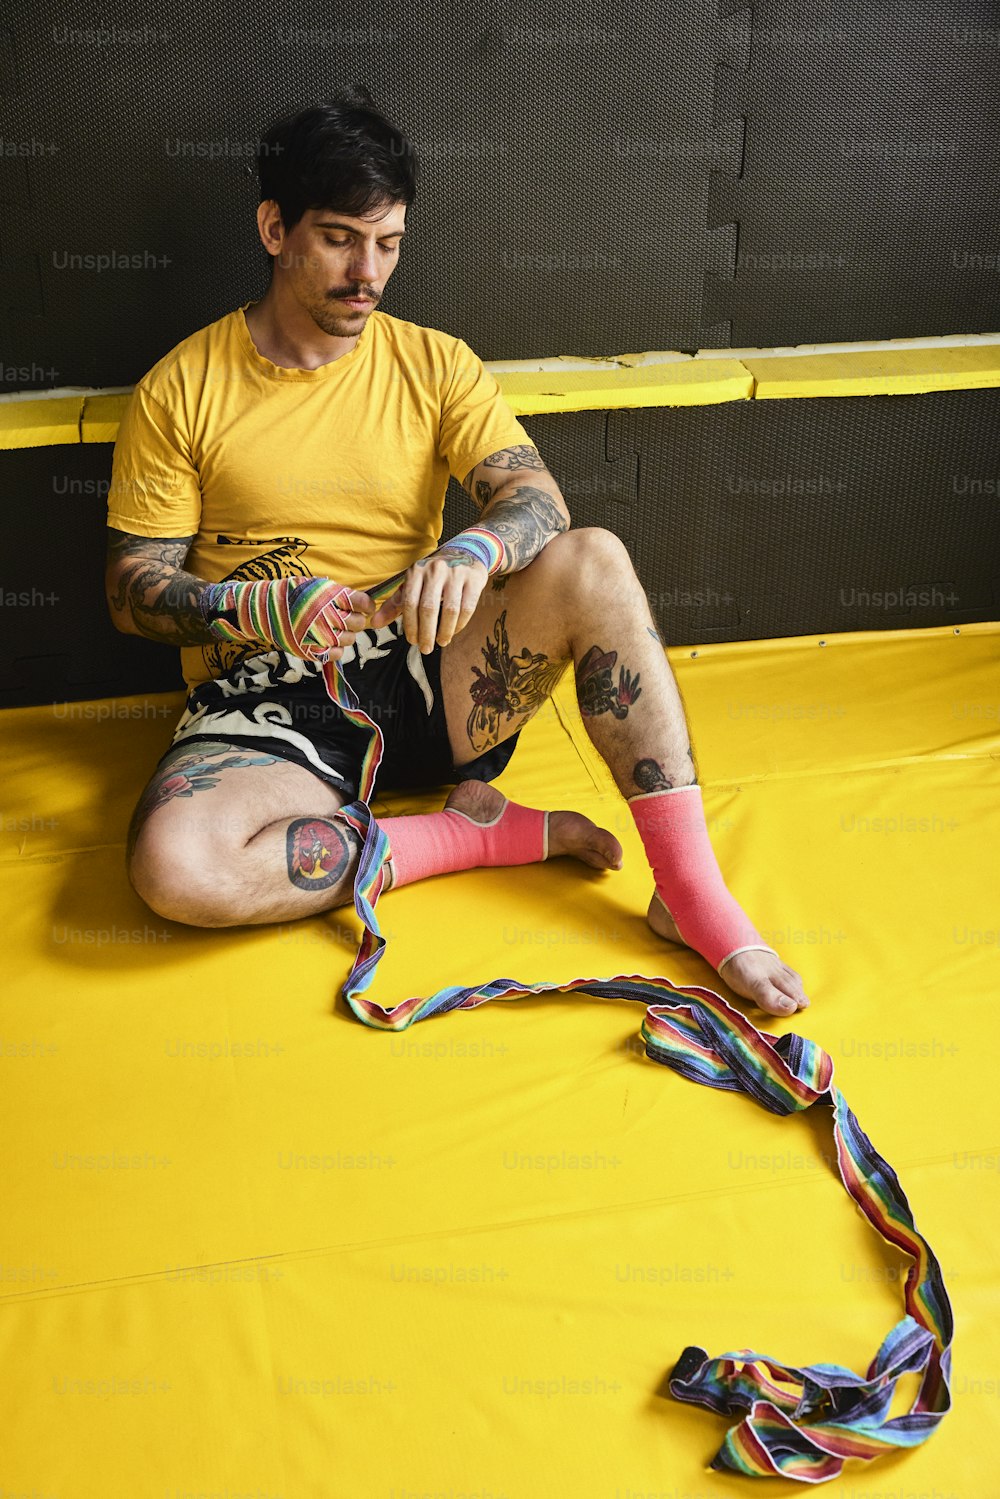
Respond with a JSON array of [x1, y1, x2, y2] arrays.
[[286, 817, 357, 892], [631, 744, 698, 794], [632, 758, 676, 793], [467, 609, 567, 753], [127, 746, 282, 862], [575, 645, 642, 720]]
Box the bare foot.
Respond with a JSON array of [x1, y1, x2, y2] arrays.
[[443, 779, 623, 871], [646, 891, 810, 1019]]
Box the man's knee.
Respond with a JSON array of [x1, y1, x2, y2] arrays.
[[537, 526, 633, 574], [128, 823, 242, 927], [127, 819, 357, 927]]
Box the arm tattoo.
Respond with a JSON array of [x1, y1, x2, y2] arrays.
[[462, 444, 547, 494], [477, 485, 569, 573], [417, 546, 483, 574], [106, 528, 216, 646]]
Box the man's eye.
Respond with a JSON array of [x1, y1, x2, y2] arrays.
[[323, 236, 400, 251]]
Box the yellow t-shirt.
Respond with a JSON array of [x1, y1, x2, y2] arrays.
[[106, 301, 533, 690]]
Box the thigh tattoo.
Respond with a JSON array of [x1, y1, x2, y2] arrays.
[[286, 816, 358, 892], [127, 744, 282, 862]]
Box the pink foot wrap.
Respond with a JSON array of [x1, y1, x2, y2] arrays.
[[383, 799, 549, 890], [628, 784, 778, 972]]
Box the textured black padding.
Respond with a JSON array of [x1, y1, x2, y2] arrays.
[[0, 445, 188, 705], [2, 1, 999, 706], [488, 390, 1000, 646], [1, 0, 999, 385], [708, 3, 1000, 345], [3, 388, 997, 708]]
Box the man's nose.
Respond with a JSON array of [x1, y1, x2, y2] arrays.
[[349, 243, 380, 284]]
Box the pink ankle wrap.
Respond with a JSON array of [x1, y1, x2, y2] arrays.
[[384, 799, 549, 890], [628, 784, 778, 972]]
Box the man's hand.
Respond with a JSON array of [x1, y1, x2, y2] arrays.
[[378, 544, 490, 654], [321, 586, 401, 660], [200, 575, 403, 663]]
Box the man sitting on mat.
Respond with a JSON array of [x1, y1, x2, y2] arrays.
[[105, 85, 809, 1020]]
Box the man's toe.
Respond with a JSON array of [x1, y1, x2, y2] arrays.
[[759, 984, 797, 1016], [780, 965, 810, 1008]]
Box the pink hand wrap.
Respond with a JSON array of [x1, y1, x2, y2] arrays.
[[383, 798, 548, 890], [200, 576, 360, 662], [628, 784, 778, 972]]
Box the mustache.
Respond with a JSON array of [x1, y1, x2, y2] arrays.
[[329, 289, 378, 300]]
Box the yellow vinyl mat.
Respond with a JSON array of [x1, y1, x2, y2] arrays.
[[2, 622, 997, 1497]]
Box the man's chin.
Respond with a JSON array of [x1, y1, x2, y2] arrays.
[[314, 303, 374, 334]]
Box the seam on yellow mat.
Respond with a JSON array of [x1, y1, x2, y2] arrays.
[[664, 619, 999, 653], [0, 844, 132, 868], [682, 750, 1000, 789], [741, 343, 1000, 399], [494, 358, 754, 415], [0, 1145, 980, 1306], [542, 624, 1000, 793], [0, 623, 992, 722], [549, 673, 613, 794], [543, 670, 999, 798]]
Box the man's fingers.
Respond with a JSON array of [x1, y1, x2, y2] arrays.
[[369, 593, 403, 629], [313, 628, 356, 654], [398, 574, 429, 651], [401, 588, 444, 655], [434, 595, 465, 649], [325, 599, 372, 632], [398, 557, 488, 652], [348, 589, 375, 615], [416, 592, 444, 654], [435, 580, 486, 648]]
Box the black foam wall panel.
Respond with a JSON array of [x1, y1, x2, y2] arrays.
[[3, 389, 997, 708], [1, 0, 999, 384], [2, 0, 998, 707]]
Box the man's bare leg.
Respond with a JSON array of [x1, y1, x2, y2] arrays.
[[126, 741, 621, 927], [437, 527, 809, 1017], [127, 742, 357, 926]]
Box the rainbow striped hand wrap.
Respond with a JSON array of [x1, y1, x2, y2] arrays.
[[439, 525, 506, 575], [200, 576, 361, 662], [313, 565, 953, 1485]]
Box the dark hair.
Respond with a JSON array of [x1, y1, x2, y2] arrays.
[[256, 85, 417, 236]]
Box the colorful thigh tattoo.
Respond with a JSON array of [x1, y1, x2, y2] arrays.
[[127, 745, 282, 862], [286, 816, 358, 892]]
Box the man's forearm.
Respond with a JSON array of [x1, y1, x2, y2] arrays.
[[106, 530, 217, 645], [477, 482, 570, 575]]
